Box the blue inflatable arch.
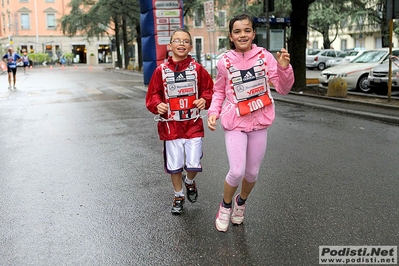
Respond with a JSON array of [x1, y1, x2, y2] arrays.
[[139, 0, 184, 85]]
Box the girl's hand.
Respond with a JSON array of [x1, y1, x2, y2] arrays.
[[157, 102, 168, 115], [207, 115, 218, 131], [276, 48, 290, 68]]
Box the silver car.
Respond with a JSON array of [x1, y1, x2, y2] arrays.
[[368, 57, 399, 95], [319, 48, 399, 93], [325, 52, 349, 68], [306, 49, 345, 70]]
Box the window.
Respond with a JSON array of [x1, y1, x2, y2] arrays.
[[194, 10, 202, 28], [20, 13, 30, 29], [45, 45, 53, 58], [55, 45, 61, 58], [47, 13, 55, 29], [375, 38, 382, 49], [218, 37, 227, 50], [2, 15, 5, 32], [325, 51, 336, 57], [341, 39, 347, 51], [7, 13, 10, 31], [191, 37, 203, 63], [217, 10, 226, 28]]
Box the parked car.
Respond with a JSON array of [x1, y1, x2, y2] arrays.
[[368, 56, 399, 95], [326, 49, 369, 68], [319, 48, 399, 93], [344, 49, 367, 62], [306, 49, 345, 70], [325, 52, 349, 68]]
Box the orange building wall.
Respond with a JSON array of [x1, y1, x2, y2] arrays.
[[1, 0, 69, 39], [0, 0, 114, 65]]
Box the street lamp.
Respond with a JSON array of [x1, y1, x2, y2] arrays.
[[34, 0, 39, 52], [264, 0, 270, 50]]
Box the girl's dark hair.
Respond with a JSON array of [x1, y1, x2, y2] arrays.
[[170, 27, 192, 44], [228, 13, 255, 50]]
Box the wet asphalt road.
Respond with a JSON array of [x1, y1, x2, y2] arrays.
[[0, 66, 398, 266]]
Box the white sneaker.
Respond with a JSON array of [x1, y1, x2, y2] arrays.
[[215, 203, 232, 232], [8, 85, 12, 90], [13, 86, 17, 90], [231, 194, 246, 225]]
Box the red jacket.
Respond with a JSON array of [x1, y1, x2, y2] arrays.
[[146, 56, 214, 140]]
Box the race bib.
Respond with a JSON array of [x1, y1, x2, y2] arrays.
[[236, 93, 272, 116], [169, 94, 196, 111]]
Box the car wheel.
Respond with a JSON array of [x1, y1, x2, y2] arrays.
[[318, 63, 326, 71], [356, 74, 372, 93]]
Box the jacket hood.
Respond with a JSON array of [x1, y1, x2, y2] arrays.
[[224, 44, 264, 63], [165, 55, 193, 72]]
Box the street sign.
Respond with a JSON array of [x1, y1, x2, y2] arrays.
[[386, 0, 399, 19], [204, 1, 215, 32]]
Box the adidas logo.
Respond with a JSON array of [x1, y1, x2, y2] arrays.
[[242, 71, 255, 81], [175, 73, 186, 81]]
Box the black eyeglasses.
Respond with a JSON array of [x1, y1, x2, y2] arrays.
[[171, 39, 191, 45]]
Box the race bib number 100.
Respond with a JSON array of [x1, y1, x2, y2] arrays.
[[236, 94, 272, 116]]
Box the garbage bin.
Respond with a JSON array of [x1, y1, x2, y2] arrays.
[[128, 58, 134, 70]]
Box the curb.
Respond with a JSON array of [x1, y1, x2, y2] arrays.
[[306, 78, 319, 85], [273, 93, 399, 126]]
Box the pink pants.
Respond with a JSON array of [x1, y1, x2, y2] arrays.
[[224, 128, 268, 187]]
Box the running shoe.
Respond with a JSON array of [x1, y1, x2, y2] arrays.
[[215, 203, 232, 232], [171, 196, 185, 215], [182, 173, 198, 203], [13, 86, 17, 90], [231, 194, 246, 225]]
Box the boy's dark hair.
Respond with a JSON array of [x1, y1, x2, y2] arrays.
[[170, 27, 192, 44], [228, 13, 255, 50]]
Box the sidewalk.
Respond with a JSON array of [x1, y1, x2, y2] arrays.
[[112, 69, 399, 126], [272, 91, 399, 126]]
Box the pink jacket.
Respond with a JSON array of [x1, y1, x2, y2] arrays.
[[208, 44, 294, 132]]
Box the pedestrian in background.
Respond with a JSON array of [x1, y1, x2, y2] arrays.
[[146, 28, 214, 215], [207, 13, 294, 232], [2, 47, 22, 89], [22, 50, 30, 75]]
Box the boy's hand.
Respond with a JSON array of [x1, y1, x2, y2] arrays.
[[193, 98, 206, 110], [157, 102, 168, 115], [207, 115, 217, 131]]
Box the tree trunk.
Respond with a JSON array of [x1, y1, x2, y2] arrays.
[[136, 25, 142, 71], [122, 15, 129, 69], [114, 17, 123, 69], [290, 0, 315, 91]]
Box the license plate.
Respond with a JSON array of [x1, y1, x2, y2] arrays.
[[373, 78, 381, 83]]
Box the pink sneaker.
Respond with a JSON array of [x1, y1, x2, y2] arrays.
[[231, 194, 246, 225], [215, 203, 232, 232]]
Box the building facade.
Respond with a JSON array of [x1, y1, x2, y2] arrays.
[[0, 0, 113, 65]]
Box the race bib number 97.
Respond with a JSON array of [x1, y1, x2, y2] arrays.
[[169, 95, 196, 111]]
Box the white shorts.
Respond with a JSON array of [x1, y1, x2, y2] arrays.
[[164, 137, 203, 174]]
